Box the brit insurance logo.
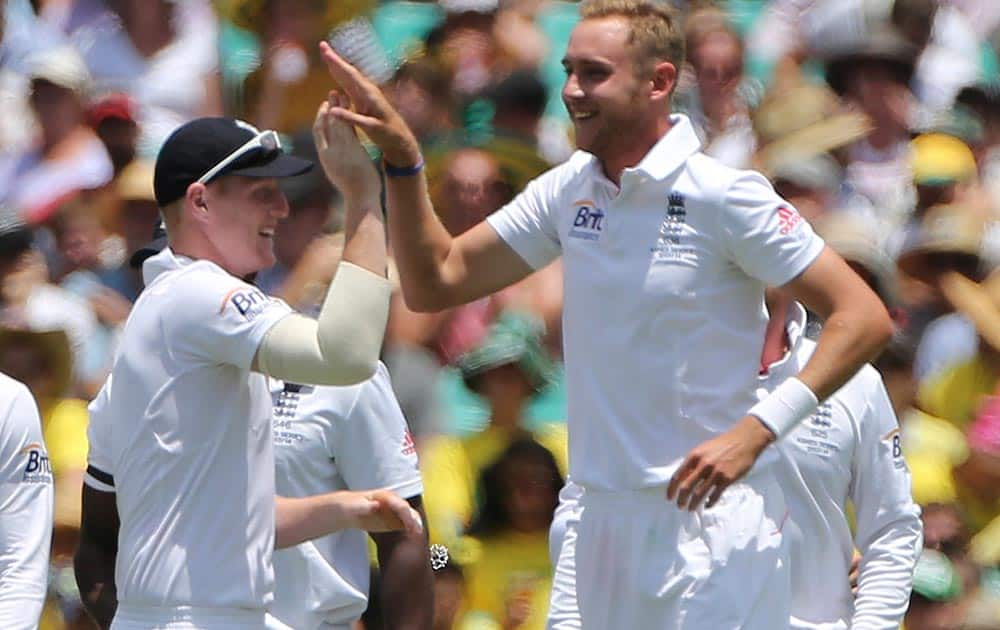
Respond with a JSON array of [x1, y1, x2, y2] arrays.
[[568, 200, 605, 241], [220, 286, 272, 321], [20, 443, 52, 484]]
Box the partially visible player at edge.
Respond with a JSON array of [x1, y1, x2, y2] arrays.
[[0, 371, 52, 630], [315, 1, 892, 627], [73, 48, 420, 630]]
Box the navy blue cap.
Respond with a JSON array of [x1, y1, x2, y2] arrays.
[[153, 117, 313, 208]]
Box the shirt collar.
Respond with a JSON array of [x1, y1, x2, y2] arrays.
[[627, 114, 702, 181], [761, 302, 809, 379], [142, 246, 194, 286]]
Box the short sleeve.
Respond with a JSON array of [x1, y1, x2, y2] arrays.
[[84, 381, 114, 492], [0, 384, 50, 497], [330, 363, 423, 499], [167, 268, 292, 370], [486, 174, 562, 270], [720, 171, 824, 286]]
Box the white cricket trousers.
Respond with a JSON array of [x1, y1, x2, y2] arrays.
[[110, 605, 292, 629], [547, 471, 791, 630]]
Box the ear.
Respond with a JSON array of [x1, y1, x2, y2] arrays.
[[650, 60, 677, 102], [185, 182, 210, 221]]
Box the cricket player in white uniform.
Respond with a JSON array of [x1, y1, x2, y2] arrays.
[[547, 300, 924, 629], [763, 299, 922, 629], [317, 2, 893, 627], [73, 56, 421, 629], [0, 372, 52, 629], [269, 365, 433, 630]]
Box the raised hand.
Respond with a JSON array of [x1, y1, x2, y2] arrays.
[[316, 41, 421, 168], [312, 91, 380, 200]]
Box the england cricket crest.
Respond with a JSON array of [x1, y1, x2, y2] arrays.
[[651, 191, 691, 263]]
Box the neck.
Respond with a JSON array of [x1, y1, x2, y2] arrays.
[[600, 115, 673, 186], [170, 234, 241, 277]]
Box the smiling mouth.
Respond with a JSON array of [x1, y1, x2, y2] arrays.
[[258, 229, 275, 238], [572, 111, 597, 121]]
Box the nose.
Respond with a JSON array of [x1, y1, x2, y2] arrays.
[[562, 72, 583, 103], [274, 194, 290, 219]]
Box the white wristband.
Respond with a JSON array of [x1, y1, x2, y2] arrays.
[[748, 377, 819, 439]]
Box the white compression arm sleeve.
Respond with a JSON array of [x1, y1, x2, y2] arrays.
[[256, 262, 391, 386]]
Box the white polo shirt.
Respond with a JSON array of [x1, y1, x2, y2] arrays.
[[269, 362, 423, 630], [0, 374, 51, 630], [86, 247, 291, 612], [764, 305, 922, 630], [487, 113, 824, 491]]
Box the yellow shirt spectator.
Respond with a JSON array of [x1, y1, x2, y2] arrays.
[[460, 532, 553, 630], [917, 354, 998, 431], [421, 424, 568, 544]]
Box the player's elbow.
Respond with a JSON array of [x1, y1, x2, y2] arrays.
[[322, 355, 378, 386], [400, 282, 453, 313], [865, 301, 894, 356]]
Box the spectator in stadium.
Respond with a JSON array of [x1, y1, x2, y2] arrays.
[[462, 439, 562, 630], [0, 45, 112, 220], [420, 311, 564, 542]]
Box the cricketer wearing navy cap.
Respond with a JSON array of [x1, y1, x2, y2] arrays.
[[76, 91, 420, 630], [152, 118, 313, 208]]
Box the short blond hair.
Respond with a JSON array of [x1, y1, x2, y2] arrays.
[[580, 0, 685, 72]]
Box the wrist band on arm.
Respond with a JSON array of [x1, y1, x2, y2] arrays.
[[748, 376, 819, 439], [383, 156, 424, 177]]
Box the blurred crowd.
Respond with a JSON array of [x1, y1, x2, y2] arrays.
[[3, 0, 1000, 628]]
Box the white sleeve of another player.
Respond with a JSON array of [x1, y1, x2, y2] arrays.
[[168, 269, 292, 370], [0, 383, 52, 629], [720, 171, 825, 287], [331, 363, 423, 498], [849, 372, 923, 630], [84, 379, 115, 492], [486, 169, 563, 270]]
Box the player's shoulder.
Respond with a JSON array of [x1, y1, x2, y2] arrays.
[[680, 153, 773, 205], [0, 372, 30, 399], [0, 373, 33, 414], [525, 151, 600, 198], [0, 373, 38, 435]]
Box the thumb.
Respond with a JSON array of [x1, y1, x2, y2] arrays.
[[329, 107, 382, 135]]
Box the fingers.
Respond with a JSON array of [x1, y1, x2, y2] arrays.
[[666, 455, 696, 501], [704, 481, 727, 509], [373, 490, 424, 536], [328, 107, 382, 135], [668, 452, 733, 511], [318, 41, 370, 102], [313, 100, 330, 151], [677, 463, 713, 511]]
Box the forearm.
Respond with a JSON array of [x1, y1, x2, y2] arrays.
[[373, 504, 434, 630], [341, 190, 389, 278], [275, 493, 351, 549], [385, 173, 462, 312], [256, 262, 390, 385], [74, 539, 117, 629], [797, 307, 891, 401]]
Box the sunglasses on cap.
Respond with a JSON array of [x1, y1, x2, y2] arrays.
[[196, 129, 282, 185]]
